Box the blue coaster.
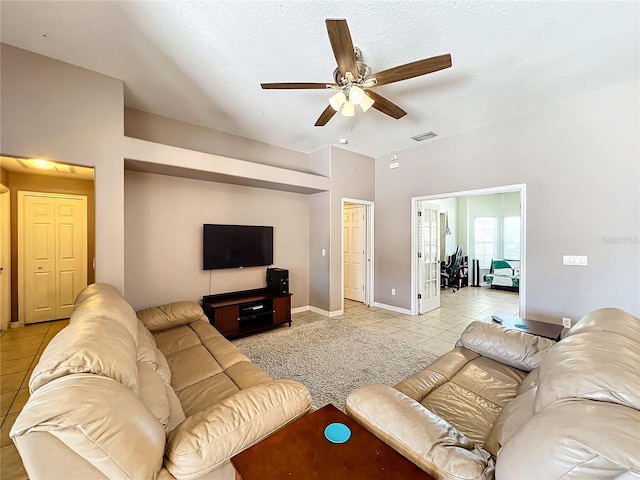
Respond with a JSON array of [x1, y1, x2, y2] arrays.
[[514, 323, 529, 329], [324, 423, 351, 443]]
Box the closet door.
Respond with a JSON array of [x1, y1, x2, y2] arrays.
[[19, 192, 87, 324]]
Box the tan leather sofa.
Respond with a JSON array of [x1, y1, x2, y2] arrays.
[[11, 283, 312, 479], [346, 308, 640, 480]]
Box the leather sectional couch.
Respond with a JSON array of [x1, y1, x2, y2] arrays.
[[346, 308, 640, 479], [10, 283, 312, 479]]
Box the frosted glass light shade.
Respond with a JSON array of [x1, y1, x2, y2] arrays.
[[341, 101, 355, 117], [329, 91, 347, 111], [359, 93, 375, 112], [349, 85, 365, 105]]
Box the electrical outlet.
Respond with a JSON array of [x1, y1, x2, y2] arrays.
[[391, 288, 396, 295], [562, 317, 572, 328]]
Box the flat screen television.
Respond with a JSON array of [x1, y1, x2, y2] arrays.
[[203, 224, 273, 270]]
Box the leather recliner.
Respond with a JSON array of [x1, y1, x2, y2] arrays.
[[11, 283, 312, 479], [346, 308, 640, 479]]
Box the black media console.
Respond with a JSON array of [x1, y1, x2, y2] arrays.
[[201, 288, 292, 339]]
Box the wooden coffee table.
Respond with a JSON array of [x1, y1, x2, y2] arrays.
[[231, 404, 435, 479], [484, 314, 564, 341]]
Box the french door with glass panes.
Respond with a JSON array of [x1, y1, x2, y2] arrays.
[[418, 202, 440, 314]]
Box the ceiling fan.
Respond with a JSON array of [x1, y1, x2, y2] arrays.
[[261, 18, 452, 126]]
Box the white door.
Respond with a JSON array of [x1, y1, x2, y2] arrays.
[[19, 192, 87, 324], [344, 204, 366, 302], [418, 202, 441, 314], [0, 185, 10, 330]]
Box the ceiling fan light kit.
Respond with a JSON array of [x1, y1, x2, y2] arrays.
[[329, 91, 347, 111], [341, 100, 355, 117], [261, 18, 452, 126]]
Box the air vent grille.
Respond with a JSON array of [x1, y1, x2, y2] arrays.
[[411, 131, 437, 141]]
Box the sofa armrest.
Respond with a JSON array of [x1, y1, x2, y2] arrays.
[[345, 384, 494, 480], [136, 301, 208, 332], [456, 321, 555, 371], [164, 379, 311, 480]]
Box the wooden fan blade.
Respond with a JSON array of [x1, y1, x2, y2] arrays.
[[261, 82, 334, 89], [366, 54, 452, 87], [326, 19, 358, 79], [366, 91, 407, 119], [315, 105, 337, 126]]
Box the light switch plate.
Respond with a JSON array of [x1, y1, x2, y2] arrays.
[[563, 255, 588, 266]]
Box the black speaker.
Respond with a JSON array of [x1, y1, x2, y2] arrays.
[[266, 268, 289, 294]]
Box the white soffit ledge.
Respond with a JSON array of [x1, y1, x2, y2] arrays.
[[123, 137, 330, 194]]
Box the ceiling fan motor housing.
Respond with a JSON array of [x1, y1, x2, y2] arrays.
[[333, 61, 371, 85]]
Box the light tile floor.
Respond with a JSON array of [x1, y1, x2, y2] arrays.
[[1, 319, 69, 480], [0, 286, 518, 479], [291, 286, 520, 357]]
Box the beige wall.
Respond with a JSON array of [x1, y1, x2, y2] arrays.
[[124, 170, 310, 310], [0, 45, 125, 291], [125, 108, 311, 173], [375, 80, 640, 321], [328, 147, 375, 312], [308, 147, 375, 313]]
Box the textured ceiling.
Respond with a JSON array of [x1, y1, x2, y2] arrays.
[[1, 1, 638, 158]]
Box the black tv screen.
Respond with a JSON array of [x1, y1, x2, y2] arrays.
[[203, 224, 273, 270]]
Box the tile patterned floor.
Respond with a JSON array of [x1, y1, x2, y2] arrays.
[[1, 319, 69, 480], [0, 285, 518, 479]]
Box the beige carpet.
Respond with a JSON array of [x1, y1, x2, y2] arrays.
[[233, 320, 441, 410]]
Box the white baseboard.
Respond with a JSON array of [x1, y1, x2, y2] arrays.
[[373, 302, 413, 315], [291, 306, 309, 314], [308, 306, 344, 317]]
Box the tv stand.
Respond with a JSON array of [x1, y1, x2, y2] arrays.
[[201, 288, 292, 339]]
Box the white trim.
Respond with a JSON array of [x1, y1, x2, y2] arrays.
[[291, 305, 309, 314], [341, 198, 375, 313], [411, 183, 527, 316], [0, 185, 10, 330], [373, 302, 413, 315], [309, 306, 344, 317]]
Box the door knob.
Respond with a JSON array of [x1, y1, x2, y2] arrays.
[[38, 266, 43, 270]]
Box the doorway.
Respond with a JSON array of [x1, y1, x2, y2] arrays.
[[411, 184, 526, 316], [416, 202, 441, 314], [342, 198, 374, 310], [18, 191, 88, 324]]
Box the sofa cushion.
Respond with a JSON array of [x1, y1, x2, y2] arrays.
[[152, 319, 261, 415], [138, 361, 171, 429], [420, 355, 526, 448], [137, 301, 208, 332], [29, 317, 139, 395], [564, 307, 640, 339], [176, 362, 273, 417], [346, 384, 495, 480], [71, 283, 139, 344], [165, 382, 187, 432], [484, 386, 535, 456], [495, 400, 640, 479], [137, 321, 172, 384], [457, 321, 554, 372], [165, 380, 311, 480], [12, 374, 166, 480], [396, 346, 526, 449], [535, 330, 640, 412]]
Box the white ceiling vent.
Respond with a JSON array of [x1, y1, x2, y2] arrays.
[[411, 131, 437, 141]]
